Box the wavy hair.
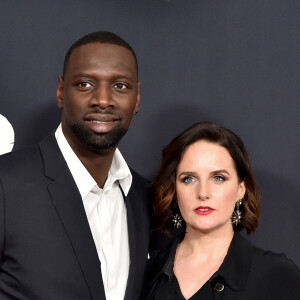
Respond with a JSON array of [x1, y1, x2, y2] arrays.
[[152, 122, 260, 234]]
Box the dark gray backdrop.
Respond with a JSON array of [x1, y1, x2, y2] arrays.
[[1, 0, 299, 266]]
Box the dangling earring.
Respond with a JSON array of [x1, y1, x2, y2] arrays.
[[172, 202, 183, 229], [232, 199, 242, 226]]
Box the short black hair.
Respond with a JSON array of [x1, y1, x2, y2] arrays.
[[63, 31, 138, 77]]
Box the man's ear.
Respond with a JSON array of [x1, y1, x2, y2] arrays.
[[57, 75, 64, 109], [135, 80, 141, 112]]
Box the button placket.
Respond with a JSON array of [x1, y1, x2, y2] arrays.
[[97, 189, 117, 293], [213, 280, 225, 300], [214, 281, 224, 292]]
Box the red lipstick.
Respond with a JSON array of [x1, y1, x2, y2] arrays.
[[194, 206, 215, 215]]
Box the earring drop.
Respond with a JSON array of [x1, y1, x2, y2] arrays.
[[232, 199, 242, 226], [172, 202, 183, 229], [172, 213, 183, 229]]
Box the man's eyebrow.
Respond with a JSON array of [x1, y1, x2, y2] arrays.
[[71, 73, 134, 80], [70, 73, 94, 79]]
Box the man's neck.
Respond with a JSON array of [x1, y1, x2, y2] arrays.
[[77, 149, 115, 188], [66, 136, 117, 189]]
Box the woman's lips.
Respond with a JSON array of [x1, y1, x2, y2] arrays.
[[194, 206, 215, 215]]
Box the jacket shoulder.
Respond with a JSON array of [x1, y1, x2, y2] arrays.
[[129, 168, 151, 205], [0, 144, 43, 177], [252, 247, 300, 275], [250, 246, 300, 297], [130, 168, 150, 186]]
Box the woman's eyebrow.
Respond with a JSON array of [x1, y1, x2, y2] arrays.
[[211, 169, 230, 175], [178, 171, 197, 176]]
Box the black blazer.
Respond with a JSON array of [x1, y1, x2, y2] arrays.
[[0, 133, 151, 300], [141, 232, 300, 299]]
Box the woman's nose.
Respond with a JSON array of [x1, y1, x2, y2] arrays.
[[197, 182, 210, 200]]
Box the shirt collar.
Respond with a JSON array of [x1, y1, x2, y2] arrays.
[[106, 146, 132, 196], [162, 233, 185, 280], [161, 232, 254, 291], [55, 124, 132, 199]]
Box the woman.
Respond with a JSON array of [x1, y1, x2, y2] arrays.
[[141, 122, 300, 299]]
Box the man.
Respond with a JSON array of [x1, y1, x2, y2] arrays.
[[0, 31, 150, 300]]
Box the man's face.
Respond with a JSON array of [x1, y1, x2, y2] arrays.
[[57, 42, 140, 153]]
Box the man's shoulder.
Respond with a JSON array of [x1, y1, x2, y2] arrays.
[[128, 169, 152, 209], [0, 144, 41, 171], [0, 133, 57, 177], [129, 169, 151, 202], [130, 168, 150, 186]]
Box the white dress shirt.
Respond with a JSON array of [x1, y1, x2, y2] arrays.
[[55, 124, 131, 300]]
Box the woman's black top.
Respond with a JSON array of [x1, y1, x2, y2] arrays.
[[140, 232, 300, 300]]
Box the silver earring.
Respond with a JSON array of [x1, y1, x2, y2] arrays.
[[232, 199, 242, 226], [172, 202, 183, 229], [172, 213, 183, 229]]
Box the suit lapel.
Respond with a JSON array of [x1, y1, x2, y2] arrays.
[[124, 175, 150, 300], [39, 134, 106, 300]]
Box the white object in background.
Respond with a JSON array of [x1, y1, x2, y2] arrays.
[[0, 114, 14, 155]]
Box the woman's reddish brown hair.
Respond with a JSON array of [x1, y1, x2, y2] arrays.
[[152, 122, 260, 234]]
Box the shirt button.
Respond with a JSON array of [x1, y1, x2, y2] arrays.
[[214, 282, 224, 292]]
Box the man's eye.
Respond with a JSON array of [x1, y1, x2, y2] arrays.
[[78, 82, 92, 89], [213, 175, 225, 182], [182, 176, 195, 183], [113, 83, 128, 90]]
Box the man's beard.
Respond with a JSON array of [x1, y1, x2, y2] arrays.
[[71, 122, 127, 152]]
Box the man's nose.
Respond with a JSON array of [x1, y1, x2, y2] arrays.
[[90, 84, 114, 109]]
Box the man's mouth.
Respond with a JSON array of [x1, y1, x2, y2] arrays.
[[85, 115, 120, 133]]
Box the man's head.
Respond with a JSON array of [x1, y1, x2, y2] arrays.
[[63, 31, 138, 77], [57, 31, 140, 154]]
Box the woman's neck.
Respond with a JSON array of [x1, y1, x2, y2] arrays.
[[173, 226, 235, 299], [179, 226, 234, 261]]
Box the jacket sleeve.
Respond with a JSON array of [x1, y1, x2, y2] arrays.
[[0, 178, 5, 260]]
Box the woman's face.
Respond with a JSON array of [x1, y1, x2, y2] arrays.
[[176, 140, 245, 235]]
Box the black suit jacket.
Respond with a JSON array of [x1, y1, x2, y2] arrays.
[[0, 133, 151, 300]]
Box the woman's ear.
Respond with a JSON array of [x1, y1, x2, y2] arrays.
[[238, 180, 246, 200]]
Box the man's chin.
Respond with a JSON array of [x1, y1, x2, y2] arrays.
[[86, 135, 120, 151], [71, 123, 127, 152]]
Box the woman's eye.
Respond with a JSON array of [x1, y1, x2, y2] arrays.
[[182, 176, 195, 183], [213, 175, 225, 182]]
